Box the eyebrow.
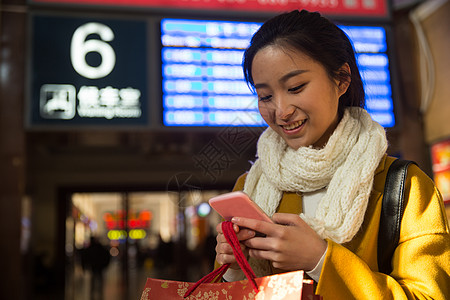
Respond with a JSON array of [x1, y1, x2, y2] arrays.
[[253, 69, 309, 89]]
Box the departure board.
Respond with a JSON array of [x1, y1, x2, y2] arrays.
[[161, 19, 395, 128], [161, 19, 263, 126], [341, 25, 394, 127]]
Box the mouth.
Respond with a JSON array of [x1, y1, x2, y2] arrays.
[[281, 119, 306, 131]]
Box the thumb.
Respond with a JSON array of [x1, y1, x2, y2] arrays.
[[272, 213, 303, 226]]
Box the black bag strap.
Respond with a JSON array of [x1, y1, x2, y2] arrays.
[[377, 158, 416, 275]]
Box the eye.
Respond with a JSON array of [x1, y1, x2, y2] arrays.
[[258, 94, 272, 102], [288, 83, 306, 93]]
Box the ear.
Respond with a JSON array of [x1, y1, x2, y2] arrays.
[[337, 63, 351, 97]]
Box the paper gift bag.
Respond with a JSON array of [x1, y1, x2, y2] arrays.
[[141, 271, 321, 300], [140, 221, 322, 299]]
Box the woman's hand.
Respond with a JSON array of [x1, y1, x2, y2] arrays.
[[215, 222, 255, 269], [232, 213, 327, 272]]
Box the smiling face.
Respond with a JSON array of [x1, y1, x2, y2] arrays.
[[252, 45, 349, 150]]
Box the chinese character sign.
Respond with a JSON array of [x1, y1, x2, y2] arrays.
[[29, 15, 148, 127]]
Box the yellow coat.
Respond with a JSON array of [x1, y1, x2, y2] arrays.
[[231, 155, 450, 299]]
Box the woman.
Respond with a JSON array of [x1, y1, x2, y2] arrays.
[[214, 10, 450, 299]]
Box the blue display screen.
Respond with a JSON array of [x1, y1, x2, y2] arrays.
[[161, 19, 395, 127]]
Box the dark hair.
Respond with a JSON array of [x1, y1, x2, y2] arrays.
[[243, 10, 365, 119]]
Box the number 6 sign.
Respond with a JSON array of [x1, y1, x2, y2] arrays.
[[29, 14, 148, 127], [70, 22, 116, 79]]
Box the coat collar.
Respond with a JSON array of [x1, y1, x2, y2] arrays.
[[374, 154, 388, 176], [372, 154, 390, 195]]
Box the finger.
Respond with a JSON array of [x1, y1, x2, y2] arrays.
[[217, 221, 242, 234], [216, 239, 247, 255], [272, 213, 304, 226], [216, 222, 223, 234], [216, 253, 242, 270], [217, 228, 255, 244], [216, 233, 227, 244], [231, 217, 276, 236], [235, 228, 256, 241], [244, 236, 277, 251], [216, 253, 237, 265], [216, 241, 233, 255], [248, 248, 277, 262], [272, 213, 323, 240]]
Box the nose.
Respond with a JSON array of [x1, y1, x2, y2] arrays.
[[274, 96, 295, 121]]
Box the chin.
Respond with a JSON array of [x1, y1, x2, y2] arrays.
[[285, 140, 305, 150]]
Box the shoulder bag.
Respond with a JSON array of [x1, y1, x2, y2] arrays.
[[377, 158, 416, 274]]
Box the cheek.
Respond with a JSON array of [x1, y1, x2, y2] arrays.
[[258, 103, 274, 121], [315, 86, 340, 117]]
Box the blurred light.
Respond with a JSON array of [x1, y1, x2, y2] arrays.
[[197, 203, 211, 217], [89, 220, 98, 231], [107, 230, 127, 240], [140, 210, 152, 221], [103, 212, 113, 222], [65, 243, 74, 255], [110, 247, 119, 257], [191, 227, 200, 237], [185, 206, 196, 218], [129, 229, 146, 240]]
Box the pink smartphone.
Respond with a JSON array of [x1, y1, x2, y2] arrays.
[[208, 191, 273, 223]]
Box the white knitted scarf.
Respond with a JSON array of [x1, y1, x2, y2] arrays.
[[244, 107, 387, 243], [243, 107, 387, 276]]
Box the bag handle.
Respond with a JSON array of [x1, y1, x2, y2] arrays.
[[184, 221, 258, 297], [377, 159, 416, 274]]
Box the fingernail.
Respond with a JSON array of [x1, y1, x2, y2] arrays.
[[231, 217, 239, 223]]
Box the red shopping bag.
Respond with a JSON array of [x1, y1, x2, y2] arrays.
[[140, 271, 320, 299], [140, 221, 322, 299]]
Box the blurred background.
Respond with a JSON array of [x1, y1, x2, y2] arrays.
[[0, 0, 449, 299]]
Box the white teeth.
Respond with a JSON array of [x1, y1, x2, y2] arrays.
[[283, 120, 305, 130]]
